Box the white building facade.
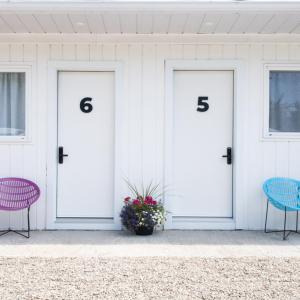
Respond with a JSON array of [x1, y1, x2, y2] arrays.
[[0, 0, 300, 231]]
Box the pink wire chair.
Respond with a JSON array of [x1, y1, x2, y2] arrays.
[[0, 178, 40, 238]]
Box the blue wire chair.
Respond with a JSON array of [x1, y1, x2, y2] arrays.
[[263, 177, 300, 240]]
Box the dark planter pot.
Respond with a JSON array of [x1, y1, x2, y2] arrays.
[[135, 226, 154, 236]]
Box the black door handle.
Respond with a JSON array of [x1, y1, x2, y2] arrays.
[[58, 146, 68, 164], [222, 147, 232, 165]]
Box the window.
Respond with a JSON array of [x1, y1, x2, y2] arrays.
[[264, 65, 300, 138], [0, 65, 32, 142], [0, 72, 25, 136]]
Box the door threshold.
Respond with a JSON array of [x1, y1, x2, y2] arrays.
[[49, 218, 119, 230], [55, 217, 114, 224], [167, 217, 235, 230]]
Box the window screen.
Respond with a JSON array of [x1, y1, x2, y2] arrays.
[[0, 72, 25, 136], [269, 71, 300, 133]]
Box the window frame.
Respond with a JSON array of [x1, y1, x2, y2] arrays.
[[0, 64, 33, 143], [263, 63, 300, 140]]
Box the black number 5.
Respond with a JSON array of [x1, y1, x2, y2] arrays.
[[80, 97, 93, 113], [197, 96, 209, 112]]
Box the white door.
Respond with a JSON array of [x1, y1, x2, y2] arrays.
[[172, 70, 233, 219], [57, 71, 115, 218]]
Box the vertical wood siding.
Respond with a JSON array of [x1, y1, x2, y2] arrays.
[[0, 41, 299, 230]]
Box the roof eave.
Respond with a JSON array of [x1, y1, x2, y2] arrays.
[[1, 1, 300, 13]]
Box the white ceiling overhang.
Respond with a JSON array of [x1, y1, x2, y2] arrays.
[[0, 1, 300, 35]]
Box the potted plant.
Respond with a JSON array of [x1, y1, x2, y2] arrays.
[[120, 182, 166, 235]]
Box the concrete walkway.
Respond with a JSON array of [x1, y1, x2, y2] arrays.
[[0, 230, 300, 257]]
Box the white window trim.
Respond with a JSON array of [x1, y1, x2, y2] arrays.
[[0, 63, 33, 143], [263, 63, 300, 140]]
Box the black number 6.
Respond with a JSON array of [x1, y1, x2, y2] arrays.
[[197, 96, 209, 112], [80, 97, 93, 113]]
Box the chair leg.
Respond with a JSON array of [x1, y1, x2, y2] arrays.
[[0, 206, 30, 238], [283, 207, 287, 240], [296, 211, 299, 233], [264, 200, 269, 233], [27, 206, 30, 238], [264, 202, 299, 240], [0, 230, 10, 237]]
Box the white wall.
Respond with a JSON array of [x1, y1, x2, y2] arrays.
[[0, 40, 300, 230]]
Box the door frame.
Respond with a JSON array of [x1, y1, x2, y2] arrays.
[[164, 60, 247, 230], [46, 61, 125, 230]]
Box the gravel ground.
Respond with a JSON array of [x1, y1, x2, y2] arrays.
[[0, 257, 299, 300]]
